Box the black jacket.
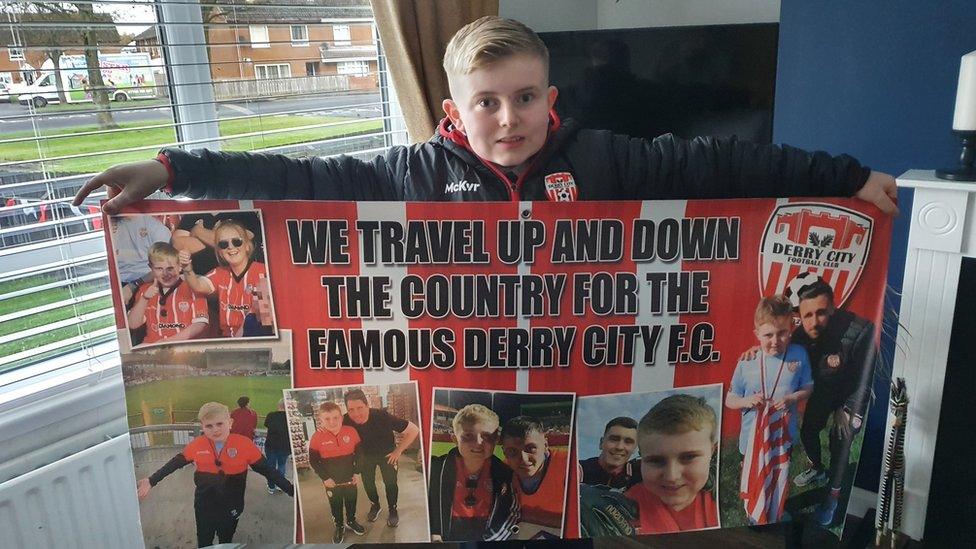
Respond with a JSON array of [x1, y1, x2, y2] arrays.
[[428, 448, 520, 541], [162, 115, 870, 203], [792, 309, 877, 418]]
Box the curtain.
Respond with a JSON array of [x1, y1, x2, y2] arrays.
[[370, 0, 498, 143]]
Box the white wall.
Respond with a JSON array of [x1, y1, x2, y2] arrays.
[[498, 0, 598, 32], [500, 0, 779, 32]]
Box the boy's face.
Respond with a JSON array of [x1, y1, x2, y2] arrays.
[[442, 53, 558, 170], [599, 425, 638, 468], [754, 316, 793, 356], [501, 429, 548, 479], [149, 256, 181, 288], [201, 413, 232, 443], [454, 420, 498, 464], [639, 427, 715, 512], [319, 409, 343, 433], [345, 398, 370, 425]]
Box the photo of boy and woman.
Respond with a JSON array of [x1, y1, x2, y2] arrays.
[[283, 382, 428, 544], [577, 385, 722, 537], [109, 210, 276, 348], [122, 332, 294, 547], [429, 388, 575, 542], [721, 277, 874, 534]]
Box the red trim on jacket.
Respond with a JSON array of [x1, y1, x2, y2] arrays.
[[436, 110, 562, 201]]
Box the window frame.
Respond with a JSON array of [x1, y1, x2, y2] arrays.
[[332, 24, 351, 46], [248, 24, 270, 48], [254, 63, 292, 80], [7, 46, 24, 61], [290, 24, 309, 47]]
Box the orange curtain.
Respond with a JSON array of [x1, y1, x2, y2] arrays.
[[370, 0, 498, 142]]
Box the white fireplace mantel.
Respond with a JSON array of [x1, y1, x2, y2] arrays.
[[888, 170, 976, 540]]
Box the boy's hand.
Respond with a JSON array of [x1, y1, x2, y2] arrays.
[[744, 393, 765, 409], [142, 284, 158, 299], [351, 474, 359, 486], [386, 448, 403, 465], [771, 394, 792, 410], [323, 478, 337, 488], [739, 346, 759, 362], [137, 478, 152, 500], [72, 159, 170, 215], [178, 250, 192, 271], [855, 171, 899, 217]]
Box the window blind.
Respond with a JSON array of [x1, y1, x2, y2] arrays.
[[0, 0, 408, 377]]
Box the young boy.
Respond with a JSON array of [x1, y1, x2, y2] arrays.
[[500, 416, 568, 531], [74, 17, 898, 218], [307, 402, 367, 544], [428, 404, 519, 542], [126, 241, 209, 345], [624, 394, 720, 534], [726, 295, 813, 524], [137, 402, 294, 547]]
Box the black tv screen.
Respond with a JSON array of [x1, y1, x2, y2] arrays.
[[540, 23, 779, 143]]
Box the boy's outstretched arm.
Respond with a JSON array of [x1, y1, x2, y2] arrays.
[[250, 457, 294, 496], [139, 452, 191, 499], [73, 147, 408, 214], [612, 134, 899, 215]]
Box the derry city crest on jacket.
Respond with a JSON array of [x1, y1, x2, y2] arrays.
[[544, 172, 578, 201]]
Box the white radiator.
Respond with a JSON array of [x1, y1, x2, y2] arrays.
[[0, 344, 144, 549], [0, 434, 143, 549]]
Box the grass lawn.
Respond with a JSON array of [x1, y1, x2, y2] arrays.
[[0, 114, 383, 174], [718, 423, 864, 536], [125, 374, 290, 428], [0, 274, 114, 360]]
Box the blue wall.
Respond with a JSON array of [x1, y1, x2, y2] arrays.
[[774, 1, 976, 492]]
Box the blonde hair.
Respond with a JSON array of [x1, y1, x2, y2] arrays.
[[198, 401, 230, 422], [452, 403, 499, 435], [754, 295, 793, 327], [318, 402, 342, 416], [213, 219, 255, 266], [147, 241, 179, 264], [443, 16, 549, 82], [638, 394, 718, 443]]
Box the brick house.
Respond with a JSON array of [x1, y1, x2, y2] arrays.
[[131, 0, 378, 97]]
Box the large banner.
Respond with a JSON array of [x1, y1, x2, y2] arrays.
[[107, 198, 890, 546]]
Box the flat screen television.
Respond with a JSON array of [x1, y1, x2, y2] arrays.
[[540, 23, 779, 143]]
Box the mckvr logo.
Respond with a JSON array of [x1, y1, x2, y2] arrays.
[[445, 180, 480, 193]]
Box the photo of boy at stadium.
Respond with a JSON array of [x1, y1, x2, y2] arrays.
[[726, 295, 813, 525], [625, 394, 721, 534], [126, 241, 209, 346], [428, 403, 517, 542], [136, 401, 294, 548], [307, 402, 368, 544], [500, 416, 570, 534]]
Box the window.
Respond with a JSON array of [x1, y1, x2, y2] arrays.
[[332, 24, 351, 46], [255, 63, 291, 80], [290, 25, 309, 46], [0, 1, 405, 382], [249, 25, 270, 48], [337, 60, 369, 77], [7, 46, 24, 61]]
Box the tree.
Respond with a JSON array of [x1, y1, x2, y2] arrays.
[[4, 2, 120, 127]]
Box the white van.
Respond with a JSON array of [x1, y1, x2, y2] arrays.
[[17, 53, 157, 108]]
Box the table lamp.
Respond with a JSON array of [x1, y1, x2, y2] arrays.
[[937, 50, 976, 181]]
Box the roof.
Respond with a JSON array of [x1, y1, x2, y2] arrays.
[[212, 0, 372, 25]]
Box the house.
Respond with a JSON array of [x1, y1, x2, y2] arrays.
[[130, 0, 379, 97]]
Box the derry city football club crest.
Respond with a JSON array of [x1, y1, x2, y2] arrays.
[[759, 203, 873, 307], [544, 172, 578, 201]]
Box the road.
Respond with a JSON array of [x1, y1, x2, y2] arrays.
[[0, 92, 383, 134]]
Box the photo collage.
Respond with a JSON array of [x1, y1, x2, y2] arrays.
[[109, 207, 876, 545]]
